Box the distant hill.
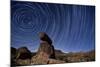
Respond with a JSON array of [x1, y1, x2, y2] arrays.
[[54, 49, 95, 63]]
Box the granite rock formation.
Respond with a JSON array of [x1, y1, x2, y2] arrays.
[[31, 32, 65, 64], [16, 47, 32, 59], [11, 32, 95, 66], [38, 32, 55, 58], [14, 47, 32, 66]]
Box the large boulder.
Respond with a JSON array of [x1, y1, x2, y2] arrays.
[[11, 32, 66, 65], [16, 47, 32, 60], [39, 32, 52, 44], [38, 32, 55, 59], [31, 32, 55, 64], [37, 42, 55, 58]]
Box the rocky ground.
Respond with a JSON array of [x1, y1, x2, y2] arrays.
[[11, 32, 95, 66]]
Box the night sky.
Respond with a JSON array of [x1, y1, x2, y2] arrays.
[[11, 1, 95, 52]]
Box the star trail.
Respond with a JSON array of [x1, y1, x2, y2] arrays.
[[11, 1, 95, 52]]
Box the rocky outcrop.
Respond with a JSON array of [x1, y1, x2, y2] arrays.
[[16, 47, 32, 59], [11, 32, 65, 65], [38, 32, 55, 58], [13, 47, 32, 66], [11, 32, 95, 66], [37, 42, 55, 59], [31, 32, 66, 64], [39, 32, 52, 45], [31, 32, 56, 64]]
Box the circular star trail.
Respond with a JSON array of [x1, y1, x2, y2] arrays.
[[11, 1, 67, 45], [11, 1, 95, 52]]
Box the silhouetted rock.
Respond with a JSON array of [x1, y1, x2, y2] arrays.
[[16, 47, 31, 60], [38, 32, 55, 58], [11, 47, 17, 59], [11, 47, 17, 66], [31, 52, 36, 57], [39, 32, 52, 44]]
